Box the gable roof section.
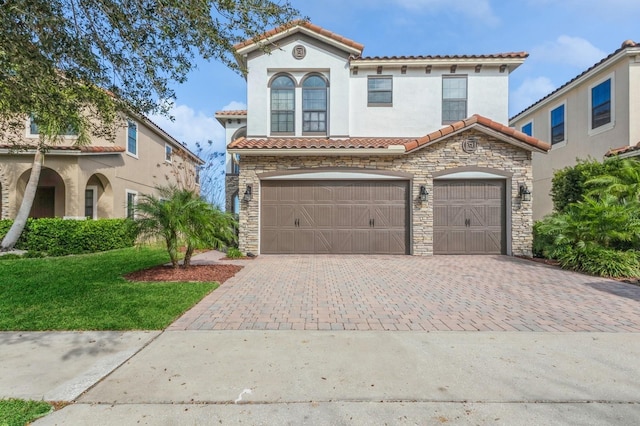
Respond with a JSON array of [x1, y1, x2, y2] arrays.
[[215, 110, 248, 126], [510, 40, 640, 122], [234, 20, 364, 56], [605, 141, 640, 158], [228, 115, 550, 155]]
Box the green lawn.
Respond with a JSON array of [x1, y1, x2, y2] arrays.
[[0, 399, 52, 426], [0, 247, 216, 330]]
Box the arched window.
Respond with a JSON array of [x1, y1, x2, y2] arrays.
[[302, 75, 327, 134], [270, 75, 295, 133]]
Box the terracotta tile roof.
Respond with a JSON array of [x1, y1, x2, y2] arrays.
[[228, 115, 550, 153], [214, 110, 248, 116], [233, 20, 364, 53], [0, 144, 125, 153], [511, 40, 640, 120], [357, 53, 528, 61], [228, 136, 412, 150], [605, 141, 640, 157], [408, 114, 550, 153]]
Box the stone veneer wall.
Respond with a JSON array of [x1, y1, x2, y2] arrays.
[[238, 130, 534, 256], [225, 174, 239, 213]]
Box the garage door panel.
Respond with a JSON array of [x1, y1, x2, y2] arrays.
[[261, 180, 408, 254], [434, 180, 505, 255]]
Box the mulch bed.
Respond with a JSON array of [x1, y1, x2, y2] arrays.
[[125, 264, 243, 283]]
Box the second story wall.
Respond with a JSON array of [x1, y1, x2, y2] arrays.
[[246, 33, 352, 138], [349, 66, 509, 137]]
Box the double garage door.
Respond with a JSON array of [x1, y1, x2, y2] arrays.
[[260, 179, 506, 255], [261, 180, 408, 254]]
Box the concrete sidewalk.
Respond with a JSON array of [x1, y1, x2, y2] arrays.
[[0, 331, 159, 401], [34, 331, 640, 425]]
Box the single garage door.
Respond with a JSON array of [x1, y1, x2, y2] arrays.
[[433, 180, 506, 254], [261, 180, 408, 254]]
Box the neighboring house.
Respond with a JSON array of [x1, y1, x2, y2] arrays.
[[510, 40, 640, 220], [0, 113, 203, 220], [215, 110, 247, 214], [217, 21, 550, 256]]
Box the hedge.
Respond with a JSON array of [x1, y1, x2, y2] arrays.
[[0, 218, 139, 256]]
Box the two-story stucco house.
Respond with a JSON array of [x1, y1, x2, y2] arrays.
[[217, 21, 549, 256], [0, 113, 203, 221], [510, 40, 640, 220]]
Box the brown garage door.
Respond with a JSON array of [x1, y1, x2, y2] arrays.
[[433, 180, 506, 254], [261, 180, 408, 254]]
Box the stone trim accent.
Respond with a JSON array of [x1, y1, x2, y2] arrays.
[[225, 174, 239, 213], [238, 129, 533, 257]]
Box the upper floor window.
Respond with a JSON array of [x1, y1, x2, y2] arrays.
[[591, 78, 611, 129], [127, 120, 138, 156], [368, 76, 392, 106], [302, 75, 328, 134], [29, 116, 77, 136], [270, 75, 295, 133], [550, 104, 565, 144], [521, 122, 533, 136], [165, 144, 172, 162], [442, 76, 467, 124]]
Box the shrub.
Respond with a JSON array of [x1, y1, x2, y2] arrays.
[[0, 218, 139, 256], [554, 243, 640, 278], [226, 247, 243, 259], [532, 220, 555, 258]]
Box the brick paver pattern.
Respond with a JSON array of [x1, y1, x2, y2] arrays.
[[169, 255, 640, 332]]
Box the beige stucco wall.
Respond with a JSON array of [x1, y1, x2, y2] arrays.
[[237, 130, 533, 256], [511, 57, 633, 220], [1, 116, 200, 219]]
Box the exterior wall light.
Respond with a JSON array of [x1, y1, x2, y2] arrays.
[[519, 184, 531, 202], [419, 185, 429, 202], [243, 184, 252, 202]]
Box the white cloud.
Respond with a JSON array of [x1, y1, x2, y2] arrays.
[[221, 101, 247, 111], [531, 36, 606, 68], [510, 76, 556, 116], [393, 0, 499, 26], [149, 103, 226, 153]]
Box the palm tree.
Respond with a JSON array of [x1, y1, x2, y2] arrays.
[[136, 186, 237, 268]]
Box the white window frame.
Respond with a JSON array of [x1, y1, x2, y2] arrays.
[[367, 75, 393, 107], [85, 185, 98, 219], [521, 121, 533, 137], [125, 189, 138, 219], [442, 75, 468, 124], [588, 72, 615, 136], [26, 116, 78, 139], [126, 120, 138, 158], [165, 143, 173, 163], [549, 101, 567, 149]]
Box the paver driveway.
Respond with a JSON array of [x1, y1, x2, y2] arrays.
[[169, 255, 640, 332]]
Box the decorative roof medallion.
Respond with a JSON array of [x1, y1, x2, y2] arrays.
[[462, 137, 478, 153], [292, 44, 306, 60]]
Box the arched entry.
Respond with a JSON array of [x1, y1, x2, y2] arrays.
[[17, 167, 66, 218], [85, 173, 113, 218]]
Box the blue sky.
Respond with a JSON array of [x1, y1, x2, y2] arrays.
[[151, 0, 640, 154]]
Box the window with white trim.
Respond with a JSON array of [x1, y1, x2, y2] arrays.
[[367, 76, 392, 106], [127, 120, 138, 156], [550, 103, 565, 145], [29, 116, 78, 136], [126, 190, 137, 219], [85, 185, 98, 219], [590, 77, 612, 130], [165, 144, 172, 162], [442, 75, 467, 124], [521, 122, 533, 136]]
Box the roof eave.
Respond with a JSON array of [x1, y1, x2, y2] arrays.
[[235, 25, 363, 57], [228, 146, 406, 156], [510, 46, 640, 123], [351, 57, 526, 69]]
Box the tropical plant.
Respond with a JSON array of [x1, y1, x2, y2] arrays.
[[0, 0, 298, 250], [136, 186, 237, 268], [587, 158, 640, 203]]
